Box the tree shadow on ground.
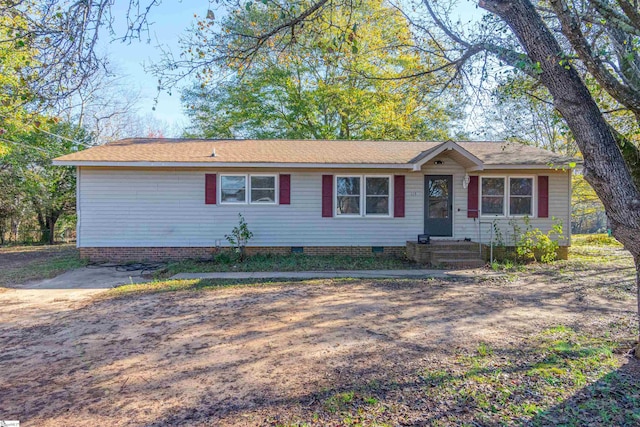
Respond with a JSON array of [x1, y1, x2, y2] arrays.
[[0, 274, 637, 426], [144, 329, 640, 426], [529, 360, 640, 426]]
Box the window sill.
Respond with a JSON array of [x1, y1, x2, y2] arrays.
[[334, 214, 394, 219], [480, 215, 538, 219]]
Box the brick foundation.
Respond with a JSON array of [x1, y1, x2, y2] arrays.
[[79, 246, 406, 262]]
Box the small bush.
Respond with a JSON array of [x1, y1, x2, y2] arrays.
[[225, 213, 254, 261], [212, 251, 234, 264], [515, 217, 564, 263]]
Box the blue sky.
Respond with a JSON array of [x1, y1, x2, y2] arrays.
[[101, 0, 207, 135]]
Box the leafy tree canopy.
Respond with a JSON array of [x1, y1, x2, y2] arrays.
[[0, 121, 91, 244], [0, 13, 40, 141], [179, 0, 463, 140]]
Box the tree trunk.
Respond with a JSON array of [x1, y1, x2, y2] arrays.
[[479, 0, 640, 354], [11, 217, 20, 243], [636, 255, 640, 355], [36, 213, 49, 244], [47, 216, 56, 245], [339, 113, 350, 139]]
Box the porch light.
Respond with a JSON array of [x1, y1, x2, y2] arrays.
[[462, 174, 471, 189]]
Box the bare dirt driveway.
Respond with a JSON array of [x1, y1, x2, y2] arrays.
[[0, 247, 154, 328], [0, 240, 638, 426]]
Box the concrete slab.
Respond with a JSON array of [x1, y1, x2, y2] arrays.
[[15, 266, 152, 290], [170, 269, 487, 281], [1, 266, 155, 308]]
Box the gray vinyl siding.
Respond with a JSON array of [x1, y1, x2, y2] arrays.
[[462, 170, 571, 245], [77, 161, 571, 248]]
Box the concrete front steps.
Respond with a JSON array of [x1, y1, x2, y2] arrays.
[[406, 241, 486, 269]]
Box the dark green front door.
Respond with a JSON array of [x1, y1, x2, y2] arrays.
[[424, 175, 453, 237]]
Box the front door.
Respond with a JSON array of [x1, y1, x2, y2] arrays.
[[424, 175, 453, 237]]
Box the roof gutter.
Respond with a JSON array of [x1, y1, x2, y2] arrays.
[[52, 161, 578, 170], [52, 160, 417, 169]]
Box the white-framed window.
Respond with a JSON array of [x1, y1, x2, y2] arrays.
[[220, 173, 280, 204], [481, 177, 505, 216], [480, 176, 536, 217], [250, 175, 277, 204], [365, 176, 390, 216], [336, 176, 361, 215], [335, 175, 391, 217], [220, 174, 247, 204], [509, 177, 533, 216]]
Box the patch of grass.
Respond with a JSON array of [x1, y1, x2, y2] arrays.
[[105, 278, 289, 298], [103, 276, 449, 300], [490, 259, 527, 273], [569, 234, 631, 266], [158, 253, 417, 278], [476, 342, 493, 357], [363, 396, 379, 405], [511, 234, 635, 300], [101, 276, 374, 299], [323, 391, 356, 413], [572, 234, 622, 247], [321, 390, 386, 424], [413, 325, 635, 426], [0, 244, 87, 286], [421, 369, 455, 387]]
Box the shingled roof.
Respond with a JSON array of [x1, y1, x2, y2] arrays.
[[53, 138, 576, 169]]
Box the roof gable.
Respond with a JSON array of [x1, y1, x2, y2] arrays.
[[410, 140, 484, 171]]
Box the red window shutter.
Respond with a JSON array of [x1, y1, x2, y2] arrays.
[[279, 174, 291, 205], [538, 175, 549, 218], [322, 175, 333, 217], [467, 176, 479, 218], [394, 175, 405, 218], [205, 174, 217, 204]]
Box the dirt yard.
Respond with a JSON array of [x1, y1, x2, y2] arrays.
[[0, 240, 638, 426]]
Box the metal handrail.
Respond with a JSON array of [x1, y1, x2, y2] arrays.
[[477, 220, 496, 262]]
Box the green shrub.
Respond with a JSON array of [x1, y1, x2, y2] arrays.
[[225, 213, 254, 261], [491, 259, 517, 271], [516, 218, 564, 263], [492, 219, 505, 248], [213, 251, 234, 264]]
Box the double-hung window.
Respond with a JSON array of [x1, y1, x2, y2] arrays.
[[481, 177, 505, 215], [220, 175, 247, 204], [365, 177, 390, 216], [220, 174, 278, 204], [250, 175, 276, 204], [481, 176, 535, 217], [336, 175, 390, 217], [336, 176, 361, 215], [509, 177, 533, 216]]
